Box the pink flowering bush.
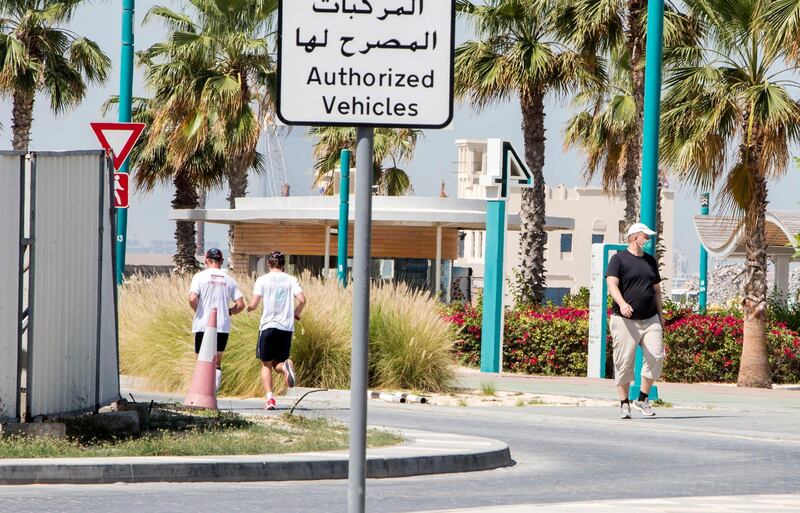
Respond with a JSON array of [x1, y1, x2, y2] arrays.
[[442, 301, 800, 383], [662, 310, 800, 383], [440, 300, 483, 367], [442, 301, 596, 376]]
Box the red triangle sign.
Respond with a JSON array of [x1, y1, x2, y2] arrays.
[[90, 122, 146, 170]]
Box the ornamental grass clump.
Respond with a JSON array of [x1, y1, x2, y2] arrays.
[[120, 273, 455, 395], [369, 282, 455, 392]]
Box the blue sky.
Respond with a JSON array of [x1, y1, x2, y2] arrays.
[[4, 0, 799, 272]]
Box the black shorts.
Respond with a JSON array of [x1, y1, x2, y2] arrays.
[[194, 332, 230, 353], [257, 328, 293, 363]]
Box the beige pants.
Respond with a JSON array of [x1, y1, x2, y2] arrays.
[[610, 314, 664, 386]]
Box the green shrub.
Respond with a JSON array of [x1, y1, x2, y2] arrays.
[[443, 301, 597, 376], [442, 301, 800, 383], [441, 300, 483, 367], [562, 287, 590, 310], [768, 290, 800, 333], [662, 312, 800, 383], [502, 307, 591, 376], [120, 274, 455, 396]]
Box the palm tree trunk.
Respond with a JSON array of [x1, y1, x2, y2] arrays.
[[738, 169, 771, 387], [626, 0, 645, 228], [11, 90, 35, 151], [655, 175, 666, 271], [226, 154, 251, 271], [622, 144, 640, 230], [196, 188, 206, 257], [518, 89, 548, 306], [172, 172, 200, 274]]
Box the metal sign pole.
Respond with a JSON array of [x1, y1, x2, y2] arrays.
[[348, 127, 373, 513], [116, 0, 135, 285]]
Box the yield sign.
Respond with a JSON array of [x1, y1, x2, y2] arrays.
[[90, 122, 146, 170]]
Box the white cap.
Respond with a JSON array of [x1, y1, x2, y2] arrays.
[[625, 222, 656, 238]]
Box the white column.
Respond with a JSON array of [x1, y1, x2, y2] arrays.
[[435, 225, 442, 299], [323, 224, 330, 279], [774, 255, 790, 297]]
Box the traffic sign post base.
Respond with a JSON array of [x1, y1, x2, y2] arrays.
[[629, 385, 659, 402]]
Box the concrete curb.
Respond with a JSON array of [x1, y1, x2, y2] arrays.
[[0, 429, 512, 485]]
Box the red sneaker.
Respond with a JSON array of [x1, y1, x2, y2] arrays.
[[265, 398, 276, 410]]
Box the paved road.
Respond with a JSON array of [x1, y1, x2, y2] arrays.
[[1, 393, 798, 513]]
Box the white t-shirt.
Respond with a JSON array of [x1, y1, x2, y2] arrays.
[[253, 271, 303, 332], [189, 268, 243, 333]]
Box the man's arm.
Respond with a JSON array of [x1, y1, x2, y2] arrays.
[[294, 292, 307, 320], [606, 276, 633, 318], [188, 292, 199, 312], [229, 297, 245, 315], [246, 295, 262, 313], [654, 282, 664, 325]]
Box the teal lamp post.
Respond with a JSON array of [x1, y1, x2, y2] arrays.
[[337, 149, 351, 286], [698, 193, 710, 313], [631, 0, 665, 401], [116, 0, 135, 285]]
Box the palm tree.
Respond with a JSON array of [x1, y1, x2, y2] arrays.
[[455, 0, 599, 305], [309, 126, 419, 196], [560, 4, 698, 230], [661, 0, 800, 387], [0, 0, 111, 150], [103, 96, 228, 273], [141, 0, 276, 267], [564, 52, 640, 228]]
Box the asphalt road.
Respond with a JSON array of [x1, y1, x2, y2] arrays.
[[1, 397, 798, 513]]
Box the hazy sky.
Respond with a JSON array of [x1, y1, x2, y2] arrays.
[[4, 0, 800, 272]]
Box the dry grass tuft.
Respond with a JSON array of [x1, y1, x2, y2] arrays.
[[119, 273, 455, 396]]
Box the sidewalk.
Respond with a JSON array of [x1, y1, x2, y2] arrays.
[[414, 494, 800, 513], [453, 368, 800, 413]]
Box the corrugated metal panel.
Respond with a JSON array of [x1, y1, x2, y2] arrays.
[[0, 154, 22, 421], [98, 157, 120, 405], [29, 151, 118, 417]]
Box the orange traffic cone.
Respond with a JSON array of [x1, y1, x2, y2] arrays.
[[184, 307, 218, 409]]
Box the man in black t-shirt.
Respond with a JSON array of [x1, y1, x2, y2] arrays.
[[606, 223, 665, 419]]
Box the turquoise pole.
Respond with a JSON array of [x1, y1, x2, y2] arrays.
[[698, 193, 709, 313], [116, 0, 134, 285], [480, 200, 506, 373], [640, 0, 664, 238], [631, 0, 665, 401], [337, 149, 351, 286]]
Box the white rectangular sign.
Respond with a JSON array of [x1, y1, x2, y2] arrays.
[[277, 0, 455, 128], [587, 243, 605, 378]]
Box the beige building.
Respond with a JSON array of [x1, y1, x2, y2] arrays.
[[453, 139, 675, 303]]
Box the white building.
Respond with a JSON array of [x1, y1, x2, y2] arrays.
[[453, 139, 675, 304]]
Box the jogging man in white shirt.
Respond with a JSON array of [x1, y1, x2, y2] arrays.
[[247, 251, 306, 410], [188, 248, 244, 391]]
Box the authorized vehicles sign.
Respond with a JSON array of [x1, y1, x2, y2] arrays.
[[277, 0, 455, 128]]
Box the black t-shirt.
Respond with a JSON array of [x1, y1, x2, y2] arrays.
[[606, 250, 662, 320]]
